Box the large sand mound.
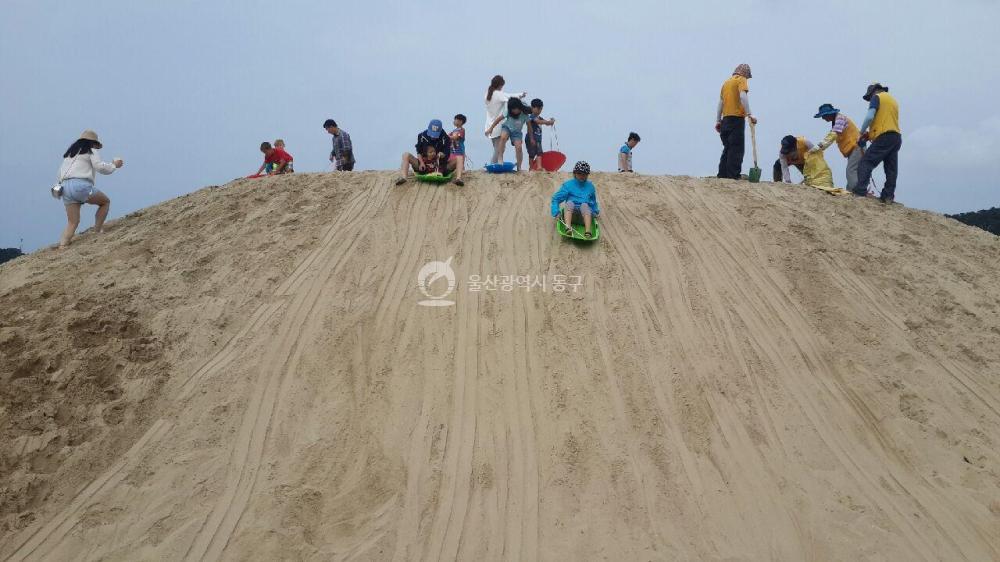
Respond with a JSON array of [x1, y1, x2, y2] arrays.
[[2, 172, 999, 561]]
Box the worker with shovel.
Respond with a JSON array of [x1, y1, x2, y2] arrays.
[[715, 63, 758, 180], [857, 83, 902, 202], [812, 104, 864, 193]]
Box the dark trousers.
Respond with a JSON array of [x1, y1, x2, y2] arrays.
[[858, 132, 901, 198], [717, 116, 745, 179], [772, 160, 803, 182]]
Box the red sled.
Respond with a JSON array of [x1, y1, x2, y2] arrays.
[[539, 125, 567, 171], [539, 151, 566, 172]]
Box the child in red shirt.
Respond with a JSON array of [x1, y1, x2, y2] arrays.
[[257, 141, 293, 175], [419, 145, 446, 174]]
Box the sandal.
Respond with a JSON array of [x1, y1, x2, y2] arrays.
[[394, 177, 407, 186], [454, 178, 465, 186], [584, 231, 593, 239]]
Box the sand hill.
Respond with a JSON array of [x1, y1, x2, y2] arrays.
[[1, 171, 999, 561]]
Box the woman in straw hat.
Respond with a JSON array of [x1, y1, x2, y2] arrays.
[[56, 130, 122, 247]]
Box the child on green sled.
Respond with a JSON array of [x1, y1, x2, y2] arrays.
[[550, 161, 600, 239]]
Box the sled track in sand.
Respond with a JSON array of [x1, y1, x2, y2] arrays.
[[2, 171, 999, 561]]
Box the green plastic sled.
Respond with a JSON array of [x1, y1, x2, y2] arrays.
[[556, 218, 600, 241], [415, 172, 453, 184]]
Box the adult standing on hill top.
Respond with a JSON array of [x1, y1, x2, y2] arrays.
[[812, 104, 864, 193], [484, 75, 526, 164], [324, 119, 355, 171], [54, 130, 122, 248], [715, 64, 758, 180], [857, 83, 902, 202]]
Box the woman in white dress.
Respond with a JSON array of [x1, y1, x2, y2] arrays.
[[484, 75, 526, 164]]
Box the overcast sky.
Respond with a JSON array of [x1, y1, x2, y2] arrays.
[[2, 0, 998, 251]]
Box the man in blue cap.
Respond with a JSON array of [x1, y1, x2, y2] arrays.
[[810, 104, 864, 193], [396, 119, 452, 185]]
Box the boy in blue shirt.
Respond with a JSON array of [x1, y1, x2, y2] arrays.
[[527, 98, 556, 171], [618, 132, 640, 172], [551, 161, 600, 239]]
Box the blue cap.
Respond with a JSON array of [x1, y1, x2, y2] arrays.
[[427, 119, 443, 139], [814, 103, 840, 118]]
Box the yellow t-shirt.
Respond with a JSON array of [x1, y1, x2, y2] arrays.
[[720, 75, 749, 118], [870, 92, 900, 140]]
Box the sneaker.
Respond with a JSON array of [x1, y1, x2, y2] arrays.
[[879, 194, 895, 204], [850, 189, 868, 197]]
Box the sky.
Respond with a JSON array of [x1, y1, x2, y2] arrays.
[[2, 0, 999, 252]]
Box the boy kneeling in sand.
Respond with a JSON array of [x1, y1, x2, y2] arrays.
[[257, 141, 294, 175], [551, 161, 600, 239]]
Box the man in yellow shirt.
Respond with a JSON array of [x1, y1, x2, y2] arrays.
[[812, 104, 863, 193], [715, 63, 758, 179], [857, 83, 902, 202]]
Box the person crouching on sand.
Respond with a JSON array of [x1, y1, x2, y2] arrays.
[[257, 141, 293, 175], [55, 130, 122, 248], [551, 161, 600, 239], [775, 135, 834, 189], [273, 139, 294, 173]]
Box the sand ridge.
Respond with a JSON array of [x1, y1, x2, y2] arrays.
[[1, 171, 999, 560]]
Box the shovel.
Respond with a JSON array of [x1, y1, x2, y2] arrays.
[[748, 121, 762, 183]]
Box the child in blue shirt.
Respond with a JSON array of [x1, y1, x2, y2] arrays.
[[618, 132, 640, 172], [551, 161, 600, 239], [527, 98, 556, 171]]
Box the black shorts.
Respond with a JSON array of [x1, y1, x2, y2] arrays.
[[526, 137, 544, 159]]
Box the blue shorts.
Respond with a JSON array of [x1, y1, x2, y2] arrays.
[[61, 178, 95, 205], [501, 125, 523, 143]]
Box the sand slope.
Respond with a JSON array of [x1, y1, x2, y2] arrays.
[[1, 171, 999, 561]]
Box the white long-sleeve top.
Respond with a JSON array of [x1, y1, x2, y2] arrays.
[[485, 90, 524, 139], [780, 139, 816, 183], [58, 150, 116, 183]]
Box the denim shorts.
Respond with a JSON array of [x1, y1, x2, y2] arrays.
[[61, 178, 95, 205], [501, 125, 523, 143]]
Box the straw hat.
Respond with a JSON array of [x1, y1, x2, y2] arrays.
[[79, 130, 103, 149]]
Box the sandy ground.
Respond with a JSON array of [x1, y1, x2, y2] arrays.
[[1, 171, 999, 561]]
